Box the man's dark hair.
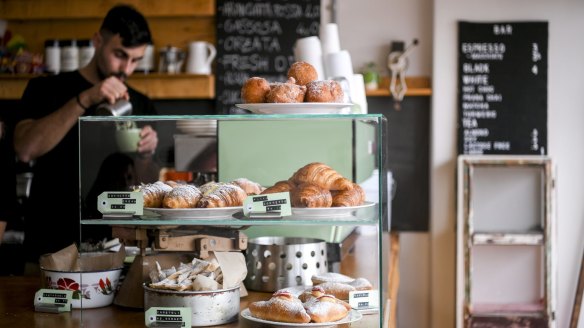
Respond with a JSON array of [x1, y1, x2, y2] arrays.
[[100, 4, 152, 47]]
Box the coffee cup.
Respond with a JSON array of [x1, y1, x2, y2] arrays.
[[115, 128, 141, 153], [186, 41, 216, 74]]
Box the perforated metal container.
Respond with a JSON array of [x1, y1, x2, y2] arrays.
[[244, 237, 328, 292]]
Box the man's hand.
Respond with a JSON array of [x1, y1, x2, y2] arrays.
[[80, 76, 129, 108], [138, 125, 158, 154]]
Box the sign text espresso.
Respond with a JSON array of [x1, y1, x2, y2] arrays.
[[458, 22, 548, 155]]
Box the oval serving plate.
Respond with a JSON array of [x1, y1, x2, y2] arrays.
[[291, 201, 376, 219], [235, 103, 353, 115], [240, 308, 362, 328], [142, 206, 242, 220]]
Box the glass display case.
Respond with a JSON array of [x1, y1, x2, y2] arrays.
[[78, 114, 388, 327]]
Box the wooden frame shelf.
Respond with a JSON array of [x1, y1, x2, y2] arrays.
[[365, 76, 432, 97], [0, 74, 215, 100]]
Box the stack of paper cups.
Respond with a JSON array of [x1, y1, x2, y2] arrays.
[[351, 74, 368, 114], [293, 36, 325, 80], [320, 23, 341, 56]]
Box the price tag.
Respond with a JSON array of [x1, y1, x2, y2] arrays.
[[243, 192, 291, 218], [145, 307, 191, 328], [349, 290, 379, 311], [34, 289, 72, 313], [98, 191, 143, 217]]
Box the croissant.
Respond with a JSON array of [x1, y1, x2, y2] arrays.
[[140, 181, 173, 208], [162, 185, 202, 208], [231, 178, 265, 195], [290, 162, 353, 191], [261, 180, 296, 194], [304, 295, 350, 323], [331, 183, 366, 207], [249, 291, 311, 323], [291, 183, 332, 208], [299, 286, 351, 311], [196, 183, 247, 208]]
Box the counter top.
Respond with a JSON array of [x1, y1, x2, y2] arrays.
[[0, 232, 385, 327]]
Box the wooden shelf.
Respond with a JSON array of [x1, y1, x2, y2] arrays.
[[365, 76, 432, 97], [0, 74, 215, 100], [0, 0, 215, 19]]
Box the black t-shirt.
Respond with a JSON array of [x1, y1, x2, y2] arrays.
[[18, 71, 157, 261]]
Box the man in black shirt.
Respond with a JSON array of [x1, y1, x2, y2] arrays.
[[14, 5, 158, 268]]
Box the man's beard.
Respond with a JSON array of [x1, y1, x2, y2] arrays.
[[97, 65, 127, 82]]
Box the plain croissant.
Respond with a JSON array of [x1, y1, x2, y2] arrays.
[[291, 183, 332, 208], [331, 183, 365, 207], [261, 180, 296, 195], [290, 162, 353, 191]]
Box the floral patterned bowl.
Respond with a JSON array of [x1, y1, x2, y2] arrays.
[[41, 267, 123, 308]]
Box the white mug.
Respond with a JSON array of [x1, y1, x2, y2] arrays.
[[187, 41, 216, 74], [293, 36, 325, 80]]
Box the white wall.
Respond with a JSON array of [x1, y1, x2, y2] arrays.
[[330, 0, 584, 327], [432, 1, 584, 327]]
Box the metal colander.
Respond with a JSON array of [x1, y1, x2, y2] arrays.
[[244, 237, 328, 292]]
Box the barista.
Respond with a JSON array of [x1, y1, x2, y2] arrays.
[[13, 4, 158, 270]]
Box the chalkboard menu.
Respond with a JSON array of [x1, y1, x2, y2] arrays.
[[216, 0, 321, 114], [458, 21, 548, 155]]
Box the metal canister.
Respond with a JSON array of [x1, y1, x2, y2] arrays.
[[244, 237, 328, 292], [96, 99, 133, 116], [143, 284, 240, 327]]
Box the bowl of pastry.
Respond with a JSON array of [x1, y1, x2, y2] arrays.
[[143, 255, 241, 327]]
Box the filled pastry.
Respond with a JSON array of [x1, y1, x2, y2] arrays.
[[249, 291, 311, 323]]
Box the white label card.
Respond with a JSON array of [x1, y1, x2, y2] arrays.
[[145, 307, 191, 327], [243, 192, 291, 217], [34, 289, 73, 313], [97, 191, 143, 216], [349, 289, 380, 310]]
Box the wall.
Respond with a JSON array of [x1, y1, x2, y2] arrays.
[[327, 0, 434, 327], [432, 1, 584, 327], [333, 0, 584, 327]]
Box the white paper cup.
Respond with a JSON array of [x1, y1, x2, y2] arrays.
[[351, 74, 368, 114], [324, 50, 354, 82], [293, 36, 325, 80], [320, 23, 341, 56], [115, 128, 141, 153]]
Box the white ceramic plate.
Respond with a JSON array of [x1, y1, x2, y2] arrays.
[[291, 201, 376, 218], [240, 308, 362, 328], [236, 103, 353, 114], [142, 207, 242, 220]]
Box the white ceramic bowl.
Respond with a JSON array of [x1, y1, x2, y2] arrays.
[[41, 267, 123, 308]]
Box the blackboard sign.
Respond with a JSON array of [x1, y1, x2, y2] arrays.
[[458, 21, 548, 155], [216, 0, 321, 114]]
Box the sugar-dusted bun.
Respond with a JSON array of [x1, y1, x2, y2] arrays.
[[287, 61, 318, 86], [266, 77, 307, 103], [305, 80, 344, 103], [241, 77, 270, 103], [162, 184, 202, 208]]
